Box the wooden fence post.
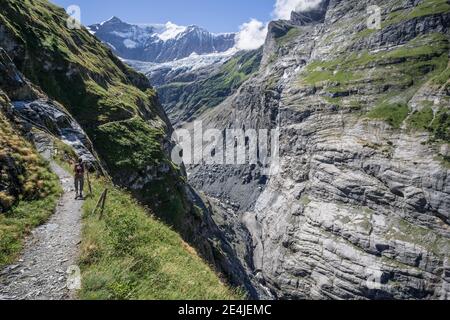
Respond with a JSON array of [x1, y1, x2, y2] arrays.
[[92, 189, 107, 216], [99, 189, 108, 220]]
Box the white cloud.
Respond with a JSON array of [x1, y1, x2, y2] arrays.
[[273, 0, 323, 20], [234, 0, 324, 51], [235, 19, 268, 51]]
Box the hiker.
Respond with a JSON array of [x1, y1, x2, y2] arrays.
[[74, 158, 85, 200]]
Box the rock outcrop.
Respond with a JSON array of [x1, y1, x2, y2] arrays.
[[290, 0, 330, 25], [0, 92, 56, 214], [0, 47, 97, 166]]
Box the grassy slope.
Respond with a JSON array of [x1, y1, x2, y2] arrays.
[[275, 27, 303, 46], [0, 0, 189, 226], [0, 95, 61, 266], [79, 177, 241, 300], [51, 140, 237, 299], [52, 142, 240, 299]]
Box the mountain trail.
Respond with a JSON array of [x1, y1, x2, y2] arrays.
[[0, 161, 82, 300]]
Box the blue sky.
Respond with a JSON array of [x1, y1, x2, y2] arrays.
[[50, 0, 275, 33]]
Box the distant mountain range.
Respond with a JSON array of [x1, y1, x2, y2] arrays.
[[88, 17, 236, 63], [89, 16, 245, 125]]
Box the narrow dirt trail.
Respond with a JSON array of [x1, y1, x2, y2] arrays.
[[0, 162, 82, 300]]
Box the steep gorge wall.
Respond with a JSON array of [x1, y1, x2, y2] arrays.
[[188, 0, 450, 299]]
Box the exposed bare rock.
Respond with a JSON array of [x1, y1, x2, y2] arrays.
[[187, 0, 450, 299]]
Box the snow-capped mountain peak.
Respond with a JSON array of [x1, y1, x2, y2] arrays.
[[101, 16, 122, 25], [89, 17, 236, 63], [157, 22, 187, 41]]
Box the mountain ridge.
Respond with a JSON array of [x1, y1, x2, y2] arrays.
[[89, 16, 236, 63]]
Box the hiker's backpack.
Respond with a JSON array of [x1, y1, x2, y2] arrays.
[[75, 164, 84, 176]]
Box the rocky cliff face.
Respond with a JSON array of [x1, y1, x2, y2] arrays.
[[290, 0, 330, 25], [187, 0, 450, 299], [89, 17, 236, 63]]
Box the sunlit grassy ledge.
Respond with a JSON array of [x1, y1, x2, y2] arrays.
[[78, 178, 243, 300]]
